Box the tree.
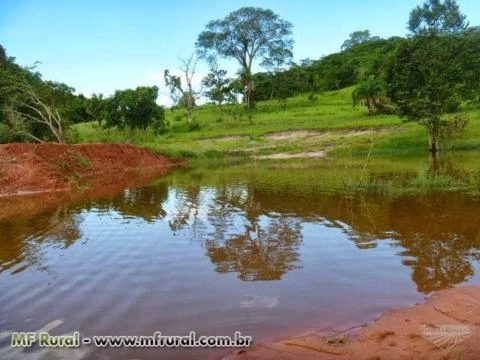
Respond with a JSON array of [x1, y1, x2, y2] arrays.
[[352, 75, 384, 115], [201, 57, 235, 109], [386, 34, 471, 154], [408, 0, 468, 35], [164, 54, 200, 122], [341, 30, 380, 50], [87, 93, 105, 126], [104, 86, 166, 134], [196, 7, 293, 111], [261, 48, 293, 102], [1, 74, 66, 143], [386, 0, 476, 154]]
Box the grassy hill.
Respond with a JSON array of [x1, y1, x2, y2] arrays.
[[75, 86, 480, 162]]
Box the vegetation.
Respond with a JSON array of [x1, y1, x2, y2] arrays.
[[341, 30, 380, 50], [1, 0, 479, 167], [196, 7, 294, 110], [74, 86, 480, 162], [201, 57, 237, 109], [164, 54, 201, 123], [387, 0, 479, 154], [103, 86, 166, 134], [352, 75, 384, 115]]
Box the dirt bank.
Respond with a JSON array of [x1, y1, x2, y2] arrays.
[[0, 143, 180, 218], [224, 286, 480, 360]]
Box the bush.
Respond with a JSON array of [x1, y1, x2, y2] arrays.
[[0, 123, 15, 143], [187, 119, 201, 132], [65, 127, 80, 144]]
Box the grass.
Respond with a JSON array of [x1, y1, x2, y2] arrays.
[[74, 86, 480, 163], [154, 153, 480, 196]]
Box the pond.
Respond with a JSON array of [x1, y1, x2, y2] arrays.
[[1, 155, 480, 359]]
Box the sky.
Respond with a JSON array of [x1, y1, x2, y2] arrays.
[[1, 0, 480, 105]]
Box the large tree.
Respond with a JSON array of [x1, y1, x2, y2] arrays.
[[103, 86, 166, 134], [387, 34, 474, 154], [408, 0, 468, 35], [386, 0, 477, 155], [341, 30, 380, 50], [196, 7, 293, 111]]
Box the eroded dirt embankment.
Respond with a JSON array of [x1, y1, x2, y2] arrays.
[[225, 286, 480, 360], [0, 143, 180, 219]]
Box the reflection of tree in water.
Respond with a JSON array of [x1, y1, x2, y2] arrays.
[[204, 184, 303, 281], [0, 207, 84, 275], [165, 172, 205, 233], [333, 192, 480, 293], [1, 182, 171, 275], [389, 195, 480, 293], [92, 181, 169, 222], [205, 216, 303, 281]]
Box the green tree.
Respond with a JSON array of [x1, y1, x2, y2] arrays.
[[386, 35, 471, 154], [387, 0, 476, 154], [104, 86, 166, 134], [201, 57, 235, 109], [352, 75, 384, 115], [87, 93, 106, 126], [196, 7, 293, 111], [341, 30, 379, 50], [408, 0, 468, 35]]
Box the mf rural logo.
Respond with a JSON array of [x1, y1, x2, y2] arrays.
[[420, 324, 473, 351]]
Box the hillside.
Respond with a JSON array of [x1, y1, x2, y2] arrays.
[[75, 87, 480, 161]]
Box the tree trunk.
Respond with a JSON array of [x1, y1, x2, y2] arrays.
[[186, 94, 193, 123], [367, 98, 375, 115], [245, 62, 255, 112], [428, 151, 439, 175], [428, 131, 439, 155], [246, 81, 254, 111]]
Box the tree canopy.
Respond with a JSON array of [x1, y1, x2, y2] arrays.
[[387, 33, 477, 153], [341, 30, 380, 50], [104, 86, 166, 134], [408, 0, 468, 35], [196, 7, 293, 110]]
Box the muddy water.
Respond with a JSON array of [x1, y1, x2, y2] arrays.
[[1, 157, 480, 359]]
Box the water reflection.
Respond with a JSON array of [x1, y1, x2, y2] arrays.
[[0, 208, 84, 274], [319, 193, 480, 293], [206, 215, 303, 281], [1, 163, 480, 294]]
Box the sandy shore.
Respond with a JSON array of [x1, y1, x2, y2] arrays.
[[224, 286, 480, 360]]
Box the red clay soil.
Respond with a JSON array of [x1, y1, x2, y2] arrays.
[[0, 143, 177, 196], [224, 286, 480, 360], [0, 143, 180, 218]]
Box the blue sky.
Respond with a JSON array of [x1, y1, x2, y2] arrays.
[[1, 0, 480, 104]]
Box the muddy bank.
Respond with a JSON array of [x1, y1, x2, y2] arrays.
[[0, 143, 180, 219], [225, 286, 480, 360]]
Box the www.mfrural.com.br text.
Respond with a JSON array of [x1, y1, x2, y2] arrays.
[[11, 331, 253, 348]]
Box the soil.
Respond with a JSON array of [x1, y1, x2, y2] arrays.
[[262, 128, 383, 141], [0, 143, 180, 218], [223, 286, 480, 360], [255, 151, 326, 160]]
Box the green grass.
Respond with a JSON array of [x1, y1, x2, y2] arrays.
[[74, 86, 480, 162]]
